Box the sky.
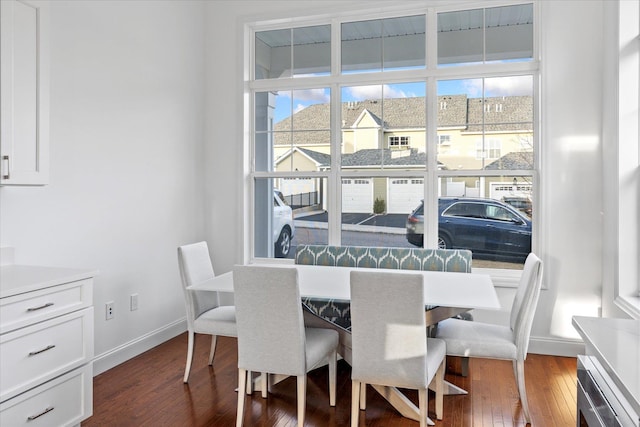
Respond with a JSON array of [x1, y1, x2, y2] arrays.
[[271, 75, 533, 124]]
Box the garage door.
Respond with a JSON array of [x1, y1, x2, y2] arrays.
[[342, 178, 373, 213], [388, 178, 423, 214], [278, 177, 316, 197]]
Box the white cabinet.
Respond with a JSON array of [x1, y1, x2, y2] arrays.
[[0, 265, 97, 426], [0, 0, 50, 185]]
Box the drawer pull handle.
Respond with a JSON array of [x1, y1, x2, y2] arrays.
[[26, 302, 54, 312], [27, 406, 54, 421], [28, 344, 56, 356]]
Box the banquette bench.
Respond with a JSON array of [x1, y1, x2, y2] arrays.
[[295, 244, 473, 331]]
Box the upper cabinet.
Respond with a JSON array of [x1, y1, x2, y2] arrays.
[[0, 0, 49, 186]]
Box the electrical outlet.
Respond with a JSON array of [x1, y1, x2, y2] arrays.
[[105, 301, 114, 320], [130, 294, 138, 311]]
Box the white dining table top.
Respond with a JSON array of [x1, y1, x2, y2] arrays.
[[188, 263, 500, 310]]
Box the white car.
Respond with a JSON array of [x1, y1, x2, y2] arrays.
[[273, 190, 295, 258]]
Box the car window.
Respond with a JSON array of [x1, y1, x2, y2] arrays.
[[275, 190, 289, 205], [444, 202, 485, 219], [486, 205, 519, 222]]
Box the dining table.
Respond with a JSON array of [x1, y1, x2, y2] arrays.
[[187, 263, 501, 424]]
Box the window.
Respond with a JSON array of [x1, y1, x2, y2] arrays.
[[438, 135, 451, 145], [389, 136, 410, 148], [612, 0, 640, 317], [248, 3, 537, 271]]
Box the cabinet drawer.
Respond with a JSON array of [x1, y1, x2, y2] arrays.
[[0, 363, 92, 427], [0, 307, 93, 402], [0, 279, 92, 334]]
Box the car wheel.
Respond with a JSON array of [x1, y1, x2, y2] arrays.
[[275, 228, 291, 258], [437, 234, 451, 250]]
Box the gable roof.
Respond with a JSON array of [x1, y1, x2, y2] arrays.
[[484, 151, 534, 170], [273, 94, 533, 146]]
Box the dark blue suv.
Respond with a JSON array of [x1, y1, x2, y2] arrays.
[[406, 197, 532, 262]]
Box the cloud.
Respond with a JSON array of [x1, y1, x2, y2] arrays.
[[463, 76, 533, 97], [345, 84, 409, 100]]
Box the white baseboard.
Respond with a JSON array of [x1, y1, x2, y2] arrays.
[[92, 318, 187, 376], [528, 335, 585, 357]]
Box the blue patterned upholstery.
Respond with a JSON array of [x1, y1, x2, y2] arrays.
[[296, 245, 472, 330]]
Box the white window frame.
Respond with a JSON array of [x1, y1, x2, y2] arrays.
[[244, 2, 541, 285], [612, 0, 640, 318], [389, 135, 410, 148]]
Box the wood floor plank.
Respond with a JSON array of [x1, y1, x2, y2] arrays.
[[84, 334, 577, 427]]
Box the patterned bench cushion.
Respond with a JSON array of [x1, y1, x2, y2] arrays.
[[296, 245, 472, 330]]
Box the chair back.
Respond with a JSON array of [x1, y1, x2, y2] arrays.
[[177, 241, 220, 326], [510, 253, 543, 359], [350, 270, 428, 389], [233, 265, 307, 377]]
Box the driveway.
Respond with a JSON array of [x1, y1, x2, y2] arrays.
[[296, 211, 407, 228]]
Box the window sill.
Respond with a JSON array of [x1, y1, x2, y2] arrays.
[[616, 295, 640, 320]]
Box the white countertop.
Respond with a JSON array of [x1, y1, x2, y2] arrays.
[[572, 316, 640, 417], [0, 264, 99, 298]]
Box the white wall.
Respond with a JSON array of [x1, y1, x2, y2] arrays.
[[0, 0, 206, 373]]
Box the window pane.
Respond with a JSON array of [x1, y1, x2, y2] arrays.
[[340, 177, 423, 247], [293, 25, 331, 77], [383, 15, 426, 71], [342, 15, 426, 74], [437, 76, 533, 170], [438, 3, 533, 66], [485, 4, 533, 63], [432, 176, 533, 269], [256, 25, 331, 79], [258, 88, 331, 172], [342, 19, 382, 73], [438, 8, 483, 66], [255, 177, 327, 259], [341, 82, 426, 169], [256, 29, 291, 79]]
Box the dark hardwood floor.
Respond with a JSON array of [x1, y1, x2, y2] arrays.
[[84, 334, 577, 426]]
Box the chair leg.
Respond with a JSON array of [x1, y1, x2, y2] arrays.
[[360, 384, 366, 410], [351, 380, 361, 427], [236, 369, 247, 427], [183, 331, 195, 383], [246, 371, 253, 394], [514, 359, 532, 423], [435, 360, 445, 420], [297, 375, 307, 427], [261, 372, 268, 398], [329, 350, 337, 406], [418, 388, 428, 427], [208, 335, 217, 366], [461, 356, 469, 377]]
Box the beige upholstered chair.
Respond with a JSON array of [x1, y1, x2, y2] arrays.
[[233, 265, 338, 427], [435, 253, 543, 423], [349, 270, 446, 427], [177, 241, 237, 383]]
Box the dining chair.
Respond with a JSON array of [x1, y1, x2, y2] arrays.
[[233, 265, 338, 427], [177, 241, 237, 383], [349, 270, 446, 427], [435, 252, 543, 424]]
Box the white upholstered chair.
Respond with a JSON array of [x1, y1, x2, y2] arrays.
[[177, 241, 237, 383], [435, 252, 543, 423], [233, 265, 338, 427], [349, 270, 446, 427]]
